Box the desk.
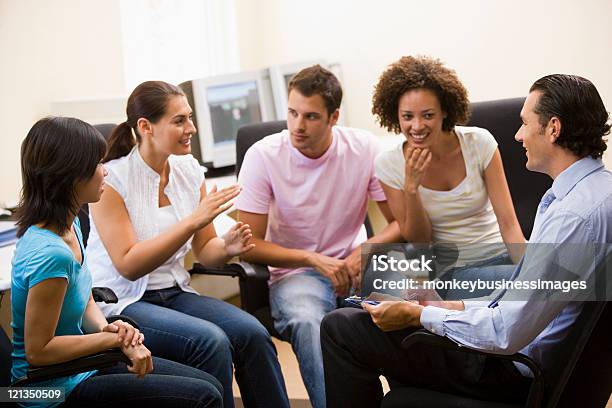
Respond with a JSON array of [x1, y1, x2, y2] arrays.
[[0, 245, 12, 292], [0, 221, 17, 292], [205, 173, 237, 192]]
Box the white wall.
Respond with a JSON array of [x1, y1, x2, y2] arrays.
[[0, 0, 125, 202], [235, 0, 612, 167]]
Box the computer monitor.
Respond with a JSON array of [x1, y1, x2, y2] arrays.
[[179, 69, 275, 169], [269, 60, 324, 120], [269, 61, 348, 125]]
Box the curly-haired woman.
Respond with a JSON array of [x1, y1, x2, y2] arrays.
[[372, 56, 525, 299]]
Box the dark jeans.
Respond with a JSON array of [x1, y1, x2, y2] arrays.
[[122, 286, 289, 408], [321, 308, 531, 408], [438, 253, 515, 300], [65, 356, 222, 407]]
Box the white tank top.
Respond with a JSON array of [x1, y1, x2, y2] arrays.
[[146, 205, 184, 290]]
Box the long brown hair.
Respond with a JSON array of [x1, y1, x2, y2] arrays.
[[105, 81, 185, 162]]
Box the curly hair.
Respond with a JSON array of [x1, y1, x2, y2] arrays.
[[372, 56, 470, 133], [530, 74, 609, 159]]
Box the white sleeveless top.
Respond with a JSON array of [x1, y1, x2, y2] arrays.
[[146, 205, 183, 290], [86, 146, 204, 316], [375, 126, 505, 267]]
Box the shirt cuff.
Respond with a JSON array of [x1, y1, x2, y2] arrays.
[[462, 299, 490, 310], [420, 306, 449, 336]]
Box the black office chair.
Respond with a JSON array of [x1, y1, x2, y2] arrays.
[[467, 98, 550, 238]]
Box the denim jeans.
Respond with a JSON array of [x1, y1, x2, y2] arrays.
[[269, 269, 337, 408], [438, 253, 516, 300], [65, 356, 222, 407], [122, 287, 289, 408]]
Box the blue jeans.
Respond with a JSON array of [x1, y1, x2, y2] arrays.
[[269, 270, 337, 408], [439, 253, 515, 300], [65, 356, 222, 407], [122, 287, 289, 408]]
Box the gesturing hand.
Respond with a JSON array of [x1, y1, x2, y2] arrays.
[[404, 147, 432, 193], [192, 184, 241, 229], [222, 221, 255, 257]]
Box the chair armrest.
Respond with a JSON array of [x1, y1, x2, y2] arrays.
[[92, 287, 118, 304], [189, 262, 243, 278], [401, 330, 543, 407], [12, 349, 130, 387], [234, 261, 270, 281], [190, 261, 270, 281]]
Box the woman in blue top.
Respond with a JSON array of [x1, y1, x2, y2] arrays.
[[11, 117, 222, 407]]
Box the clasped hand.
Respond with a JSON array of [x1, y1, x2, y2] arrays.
[[309, 249, 362, 296], [102, 319, 152, 378]]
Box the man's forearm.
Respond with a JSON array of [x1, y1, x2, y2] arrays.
[[240, 238, 314, 268]]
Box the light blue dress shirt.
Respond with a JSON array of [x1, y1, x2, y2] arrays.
[[420, 157, 612, 377]]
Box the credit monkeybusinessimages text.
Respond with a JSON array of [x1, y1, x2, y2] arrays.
[[372, 278, 587, 293]]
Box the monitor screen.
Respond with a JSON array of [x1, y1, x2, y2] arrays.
[[207, 81, 262, 146], [181, 69, 275, 169]]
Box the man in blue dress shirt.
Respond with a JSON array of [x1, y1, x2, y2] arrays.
[[321, 74, 612, 407]]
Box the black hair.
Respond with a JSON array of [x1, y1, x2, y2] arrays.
[[530, 74, 609, 158], [16, 117, 107, 237]]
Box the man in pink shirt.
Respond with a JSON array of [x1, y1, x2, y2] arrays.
[[235, 65, 401, 408]]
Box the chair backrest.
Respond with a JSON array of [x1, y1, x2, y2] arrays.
[[78, 123, 116, 246], [467, 98, 551, 238], [541, 252, 612, 407], [234, 120, 289, 325], [235, 120, 287, 176], [545, 301, 611, 407]]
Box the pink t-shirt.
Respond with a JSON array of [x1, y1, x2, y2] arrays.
[[236, 126, 386, 283]]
